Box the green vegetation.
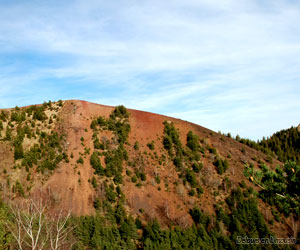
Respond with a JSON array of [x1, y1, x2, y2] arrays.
[[134, 141, 139, 150], [104, 147, 127, 184], [0, 185, 288, 250], [237, 126, 300, 165], [77, 156, 84, 164], [0, 102, 68, 177], [214, 187, 275, 249], [12, 180, 25, 197], [90, 151, 104, 175], [186, 130, 200, 152], [90, 106, 130, 184], [163, 121, 182, 156], [25, 104, 48, 121], [67, 186, 294, 249], [90, 106, 131, 210], [192, 162, 203, 173], [147, 140, 155, 150], [91, 106, 130, 145], [213, 158, 229, 175], [0, 102, 66, 199], [0, 110, 8, 121], [244, 161, 300, 218], [35, 132, 66, 172], [162, 122, 205, 198]]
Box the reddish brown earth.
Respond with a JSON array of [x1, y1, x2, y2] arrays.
[[0, 100, 294, 238]]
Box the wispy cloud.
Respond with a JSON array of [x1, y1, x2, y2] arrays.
[[0, 0, 299, 139]]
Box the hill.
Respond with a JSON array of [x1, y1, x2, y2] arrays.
[[0, 100, 298, 249]]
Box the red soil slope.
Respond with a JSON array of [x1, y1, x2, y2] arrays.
[[0, 100, 292, 237]]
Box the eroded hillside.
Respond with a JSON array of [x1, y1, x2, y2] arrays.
[[0, 100, 299, 248]]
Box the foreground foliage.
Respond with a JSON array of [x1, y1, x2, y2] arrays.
[[244, 161, 300, 218]]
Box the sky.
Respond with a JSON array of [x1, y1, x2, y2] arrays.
[[0, 0, 299, 140]]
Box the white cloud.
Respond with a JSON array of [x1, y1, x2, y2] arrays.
[[0, 0, 299, 139]]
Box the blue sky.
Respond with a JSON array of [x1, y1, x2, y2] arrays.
[[0, 0, 300, 140]]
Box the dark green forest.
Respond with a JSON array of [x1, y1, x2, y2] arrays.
[[234, 126, 300, 165]]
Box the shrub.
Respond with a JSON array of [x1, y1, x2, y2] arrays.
[[135, 218, 142, 229], [94, 198, 101, 210], [14, 143, 24, 160], [163, 136, 172, 151], [0, 110, 8, 121], [140, 172, 146, 181], [208, 147, 217, 155], [214, 158, 228, 175], [147, 141, 155, 150], [186, 169, 197, 188], [192, 162, 203, 173], [188, 189, 196, 196], [77, 157, 84, 164], [13, 180, 25, 197], [155, 175, 161, 184], [90, 152, 104, 175], [5, 128, 12, 141], [173, 157, 183, 171], [33, 106, 47, 121], [91, 177, 98, 188], [186, 131, 199, 152], [110, 105, 129, 119], [131, 176, 137, 183], [196, 186, 203, 195]]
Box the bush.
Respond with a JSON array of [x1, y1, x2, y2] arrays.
[[33, 106, 47, 121], [90, 152, 104, 175], [188, 189, 196, 196], [14, 143, 24, 160], [186, 169, 197, 188], [140, 172, 146, 181], [147, 141, 155, 150], [77, 157, 84, 164], [134, 141, 139, 150], [192, 162, 202, 173], [214, 158, 228, 175], [208, 147, 217, 155], [135, 218, 142, 229], [91, 177, 98, 188], [173, 157, 183, 171], [0, 110, 8, 121], [155, 175, 161, 184], [163, 136, 172, 151], [105, 185, 117, 203], [5, 128, 12, 141], [131, 176, 137, 183], [186, 131, 199, 152], [13, 180, 25, 197], [110, 105, 129, 119], [94, 198, 101, 210]]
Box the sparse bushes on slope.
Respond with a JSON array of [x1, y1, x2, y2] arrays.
[[90, 105, 130, 207]]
